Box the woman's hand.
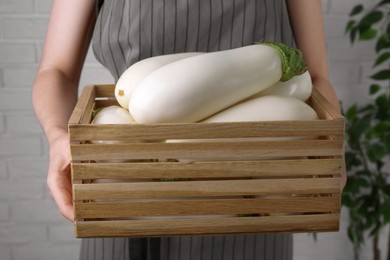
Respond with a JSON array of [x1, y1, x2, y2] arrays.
[[312, 78, 346, 190], [32, 0, 96, 221], [47, 132, 74, 221], [287, 0, 346, 190]]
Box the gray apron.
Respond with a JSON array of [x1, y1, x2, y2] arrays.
[[81, 0, 296, 259]]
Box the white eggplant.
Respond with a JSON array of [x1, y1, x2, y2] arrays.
[[203, 95, 317, 123], [166, 95, 318, 162], [90, 106, 141, 167], [129, 43, 307, 123], [250, 70, 312, 101], [115, 52, 204, 109], [92, 105, 135, 125]]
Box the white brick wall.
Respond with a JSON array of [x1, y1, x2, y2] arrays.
[[0, 0, 385, 259]]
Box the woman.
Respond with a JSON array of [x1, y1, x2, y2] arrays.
[[32, 0, 343, 259]]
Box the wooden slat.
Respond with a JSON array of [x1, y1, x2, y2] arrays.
[[69, 120, 344, 141], [95, 99, 119, 108], [75, 213, 340, 237], [70, 85, 343, 237], [72, 158, 342, 180], [73, 178, 340, 200], [311, 89, 344, 120], [94, 84, 115, 97], [70, 139, 343, 161], [75, 196, 340, 219], [68, 85, 95, 125]]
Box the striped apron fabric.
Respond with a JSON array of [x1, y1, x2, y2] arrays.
[[83, 0, 296, 259], [91, 0, 296, 81], [80, 234, 293, 260]]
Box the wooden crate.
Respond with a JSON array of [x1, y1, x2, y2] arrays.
[[69, 84, 344, 238]]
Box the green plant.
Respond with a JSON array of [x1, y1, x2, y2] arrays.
[[343, 1, 390, 260]]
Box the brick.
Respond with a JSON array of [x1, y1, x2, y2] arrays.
[[5, 113, 42, 134], [321, 0, 330, 14], [3, 67, 38, 87], [360, 61, 389, 84], [13, 241, 80, 260], [48, 225, 76, 242], [36, 42, 44, 62], [0, 89, 34, 111], [336, 83, 371, 110], [0, 181, 44, 200], [327, 38, 376, 61], [0, 137, 41, 156], [324, 15, 350, 39], [78, 66, 115, 88], [2, 18, 49, 40], [35, 0, 53, 14], [0, 43, 35, 64], [8, 157, 47, 182], [11, 200, 67, 224], [85, 47, 101, 64], [0, 245, 11, 260], [0, 113, 4, 133], [329, 0, 375, 15], [0, 204, 9, 222], [0, 223, 46, 244], [0, 160, 6, 179], [328, 61, 361, 84], [0, 0, 34, 14]]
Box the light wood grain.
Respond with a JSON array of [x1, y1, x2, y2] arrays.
[[74, 178, 340, 200], [75, 196, 340, 219], [70, 139, 343, 161], [69, 120, 344, 141], [68, 85, 95, 125], [72, 158, 342, 180], [69, 85, 344, 237], [75, 213, 340, 238]]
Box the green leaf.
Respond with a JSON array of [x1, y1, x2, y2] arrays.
[[350, 4, 364, 16], [345, 20, 356, 34], [360, 11, 384, 26], [355, 170, 371, 178], [363, 215, 375, 230], [377, 0, 390, 7], [343, 176, 357, 194], [342, 193, 355, 207], [359, 28, 378, 40], [384, 133, 390, 151], [350, 27, 359, 43], [375, 35, 390, 52], [354, 113, 372, 138], [345, 151, 362, 170], [370, 69, 390, 80], [345, 104, 358, 121], [374, 94, 390, 120], [358, 104, 375, 113], [369, 224, 382, 237], [369, 84, 381, 95], [382, 199, 390, 224], [367, 144, 386, 162], [372, 121, 390, 135], [376, 94, 389, 109], [374, 52, 390, 67], [384, 184, 390, 197]]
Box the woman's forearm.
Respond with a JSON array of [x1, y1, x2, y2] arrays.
[[32, 0, 96, 145], [286, 0, 341, 112], [32, 68, 79, 145]]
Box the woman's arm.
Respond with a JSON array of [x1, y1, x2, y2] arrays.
[[32, 0, 97, 221], [286, 0, 340, 112], [286, 0, 346, 189]]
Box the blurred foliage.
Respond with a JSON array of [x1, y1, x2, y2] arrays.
[[343, 1, 390, 260]]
